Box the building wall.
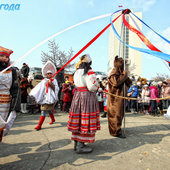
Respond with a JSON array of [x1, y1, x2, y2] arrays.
[[108, 10, 142, 78]]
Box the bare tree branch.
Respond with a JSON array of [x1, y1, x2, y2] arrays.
[[41, 40, 75, 70]]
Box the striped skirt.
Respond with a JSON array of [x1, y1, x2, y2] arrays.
[[0, 94, 11, 129], [67, 87, 100, 143]]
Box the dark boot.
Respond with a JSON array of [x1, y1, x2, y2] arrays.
[[0, 130, 4, 142], [34, 116, 45, 130], [49, 113, 55, 124], [75, 142, 93, 154], [101, 112, 107, 118], [74, 140, 77, 151], [116, 133, 126, 138]]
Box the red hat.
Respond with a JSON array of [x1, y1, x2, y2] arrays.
[[0, 46, 13, 57]]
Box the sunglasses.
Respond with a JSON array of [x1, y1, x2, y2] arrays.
[[47, 73, 52, 75]]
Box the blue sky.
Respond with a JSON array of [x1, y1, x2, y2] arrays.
[[0, 0, 169, 79]]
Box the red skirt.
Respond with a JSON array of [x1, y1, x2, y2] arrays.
[[67, 87, 100, 142], [71, 132, 95, 143]]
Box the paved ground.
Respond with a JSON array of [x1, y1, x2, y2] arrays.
[[0, 111, 170, 170]]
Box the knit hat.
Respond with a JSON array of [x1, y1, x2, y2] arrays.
[[151, 81, 157, 86], [137, 81, 141, 86], [0, 46, 13, 57]]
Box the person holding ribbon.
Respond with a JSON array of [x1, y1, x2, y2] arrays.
[[67, 54, 100, 154], [0, 46, 21, 142], [30, 61, 59, 130]]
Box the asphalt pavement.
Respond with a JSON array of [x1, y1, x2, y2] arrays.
[[0, 111, 170, 170]]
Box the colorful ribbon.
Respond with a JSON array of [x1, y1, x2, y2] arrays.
[[123, 14, 161, 52], [51, 10, 122, 79], [122, 13, 170, 64], [110, 11, 170, 62], [131, 12, 170, 44]]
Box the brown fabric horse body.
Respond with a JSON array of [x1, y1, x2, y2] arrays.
[[107, 56, 131, 137]]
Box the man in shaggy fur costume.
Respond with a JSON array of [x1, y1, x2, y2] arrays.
[[107, 56, 132, 138]]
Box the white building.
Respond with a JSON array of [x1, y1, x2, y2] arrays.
[[29, 67, 42, 77], [108, 10, 142, 78]]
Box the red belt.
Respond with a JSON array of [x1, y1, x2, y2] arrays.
[[77, 87, 88, 92]]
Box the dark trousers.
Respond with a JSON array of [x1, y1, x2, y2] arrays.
[[162, 100, 170, 109], [150, 100, 157, 114], [63, 102, 70, 112], [99, 102, 104, 112], [131, 99, 137, 111]]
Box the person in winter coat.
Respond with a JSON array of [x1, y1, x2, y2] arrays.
[[127, 83, 139, 113], [30, 61, 59, 130], [142, 84, 150, 114], [62, 82, 72, 112], [20, 63, 29, 78], [96, 84, 104, 112], [20, 77, 30, 113], [101, 78, 108, 118], [161, 81, 170, 110], [149, 82, 159, 116]]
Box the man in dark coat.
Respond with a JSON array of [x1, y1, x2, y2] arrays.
[[21, 63, 29, 78], [107, 56, 132, 138]]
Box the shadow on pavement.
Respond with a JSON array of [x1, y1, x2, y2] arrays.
[[36, 139, 71, 152], [0, 142, 41, 158], [7, 129, 32, 136], [1, 123, 170, 169]]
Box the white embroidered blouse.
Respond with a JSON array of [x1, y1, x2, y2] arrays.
[[74, 69, 99, 92]]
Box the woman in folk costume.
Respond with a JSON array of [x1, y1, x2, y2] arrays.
[[67, 54, 100, 154], [0, 46, 21, 142], [107, 56, 131, 138], [30, 61, 59, 130]]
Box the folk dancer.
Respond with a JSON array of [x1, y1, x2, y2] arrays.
[[0, 46, 21, 142], [67, 54, 100, 153], [30, 61, 59, 130]]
